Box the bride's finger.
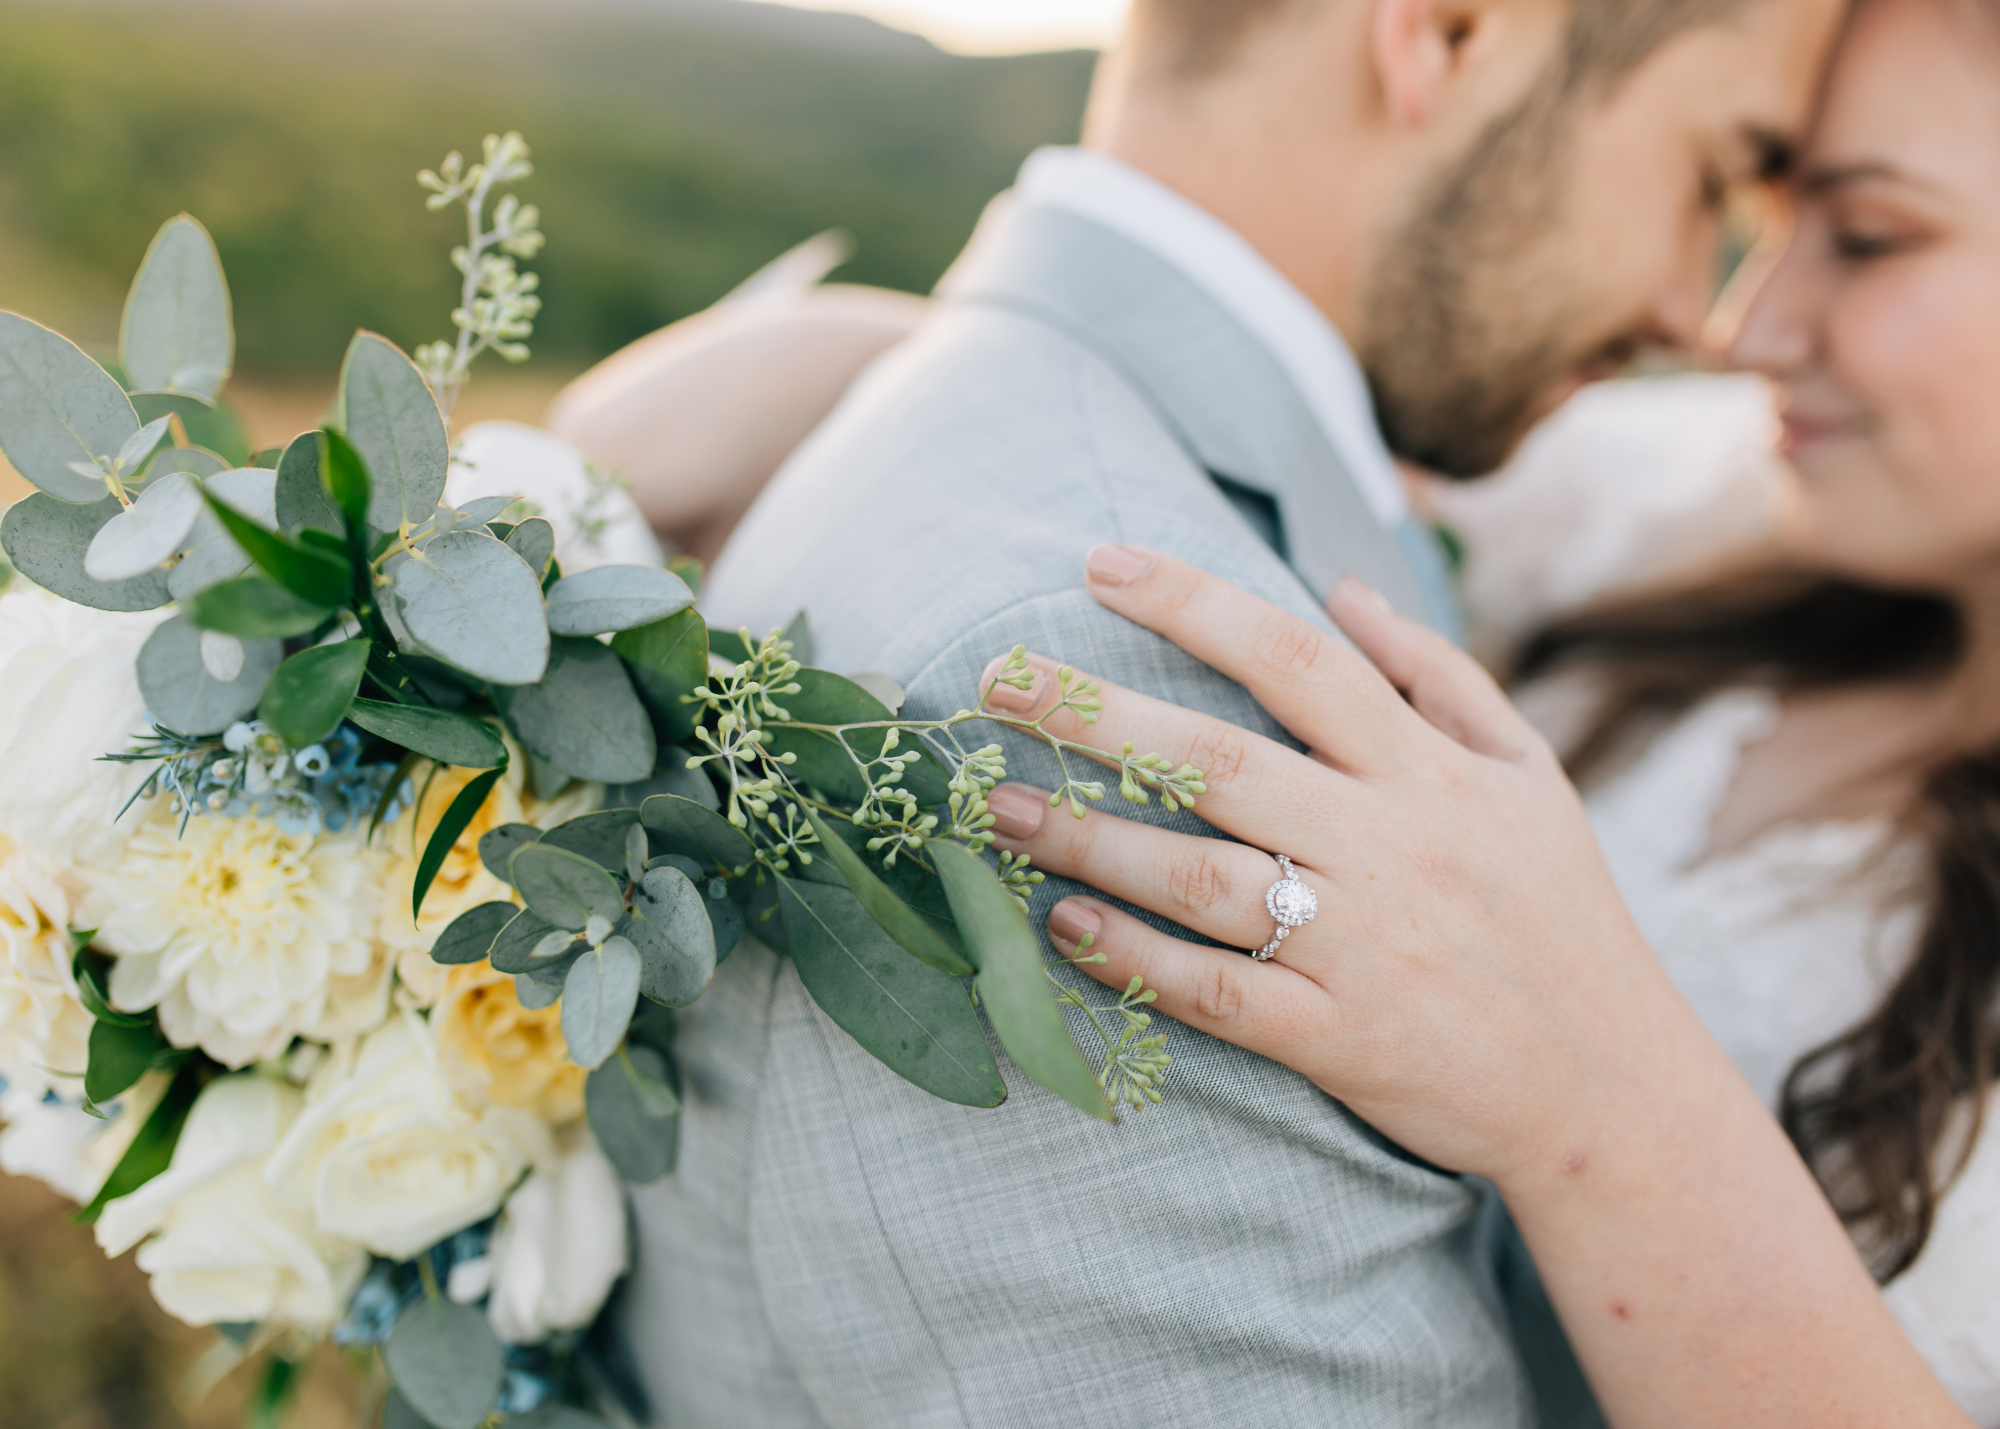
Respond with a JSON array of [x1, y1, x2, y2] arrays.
[[1325, 578, 1545, 764], [1046, 896, 1334, 1064], [1081, 544, 1432, 774], [987, 783, 1331, 959]]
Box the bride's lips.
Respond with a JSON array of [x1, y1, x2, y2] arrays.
[[1778, 410, 1865, 456]]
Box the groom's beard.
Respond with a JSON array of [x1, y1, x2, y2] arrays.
[[1360, 84, 1643, 481]]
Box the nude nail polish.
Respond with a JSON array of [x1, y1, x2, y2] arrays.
[[986, 784, 1047, 841], [1086, 544, 1154, 588], [1048, 899, 1102, 948]]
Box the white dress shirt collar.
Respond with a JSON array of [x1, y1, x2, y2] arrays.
[[1010, 145, 1408, 528]]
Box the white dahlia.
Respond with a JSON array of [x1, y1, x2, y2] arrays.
[[83, 806, 395, 1068], [0, 849, 92, 1096]]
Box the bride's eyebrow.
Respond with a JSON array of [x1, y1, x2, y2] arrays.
[[1798, 161, 1930, 196]]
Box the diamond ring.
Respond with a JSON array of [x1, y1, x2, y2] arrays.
[[1253, 855, 1317, 960]]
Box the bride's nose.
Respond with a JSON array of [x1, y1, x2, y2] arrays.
[[1721, 209, 1820, 378]]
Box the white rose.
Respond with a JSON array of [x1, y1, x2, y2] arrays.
[[95, 1075, 365, 1330], [265, 1013, 552, 1261], [0, 851, 92, 1096], [486, 1129, 628, 1345], [445, 423, 664, 575], [83, 805, 393, 1068], [0, 588, 166, 870], [0, 1073, 169, 1205]]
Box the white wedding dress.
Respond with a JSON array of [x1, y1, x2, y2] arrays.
[[1442, 375, 2000, 1425]]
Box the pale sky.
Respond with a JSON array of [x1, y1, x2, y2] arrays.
[[748, 0, 1127, 53]]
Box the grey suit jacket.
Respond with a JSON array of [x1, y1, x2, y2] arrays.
[[623, 205, 1529, 1428]]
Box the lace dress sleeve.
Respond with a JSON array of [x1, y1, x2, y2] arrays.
[[1421, 373, 1789, 665], [1881, 1090, 2000, 1426]]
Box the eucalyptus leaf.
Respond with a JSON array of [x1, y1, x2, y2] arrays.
[[385, 1298, 504, 1429], [345, 698, 506, 770], [585, 1044, 679, 1184], [509, 844, 625, 932], [706, 889, 746, 964], [0, 494, 171, 611], [274, 431, 339, 537], [0, 311, 137, 503], [537, 809, 643, 872], [198, 630, 245, 683], [503, 517, 554, 582], [186, 577, 332, 639], [120, 215, 233, 399], [544, 564, 694, 637], [932, 841, 1113, 1122], [137, 615, 281, 735], [335, 332, 448, 532], [490, 908, 567, 975], [129, 392, 251, 467], [637, 794, 755, 873], [114, 416, 172, 476], [259, 639, 368, 748], [84, 1018, 164, 1108], [144, 444, 229, 480], [762, 668, 951, 805], [430, 901, 518, 966], [562, 938, 642, 1070], [491, 637, 652, 783], [612, 608, 708, 744], [84, 472, 202, 582], [775, 877, 1005, 1108], [168, 466, 279, 600], [203, 490, 352, 608], [800, 807, 970, 975], [391, 529, 549, 686], [514, 975, 561, 1010], [478, 824, 542, 885], [625, 865, 716, 1008], [604, 754, 719, 814], [454, 496, 514, 525]]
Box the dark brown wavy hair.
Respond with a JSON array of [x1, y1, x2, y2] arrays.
[[1519, 569, 1998, 1279]]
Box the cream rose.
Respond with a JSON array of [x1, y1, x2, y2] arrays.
[[486, 1128, 628, 1345], [84, 805, 393, 1068], [432, 962, 586, 1125], [0, 588, 166, 871], [95, 1075, 365, 1330], [265, 1013, 552, 1261], [0, 850, 92, 1095]]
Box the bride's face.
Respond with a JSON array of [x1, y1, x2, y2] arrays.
[[1730, 0, 2000, 590]]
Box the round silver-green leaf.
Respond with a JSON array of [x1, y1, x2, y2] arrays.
[[119, 215, 233, 400], [625, 865, 716, 1008], [431, 901, 518, 966], [136, 614, 281, 735], [562, 937, 642, 1069], [1, 494, 171, 611], [167, 466, 276, 600], [544, 564, 694, 637], [385, 1298, 504, 1429], [0, 312, 137, 503], [492, 637, 653, 784], [335, 332, 448, 533], [509, 843, 625, 932], [84, 472, 203, 582], [391, 528, 549, 686], [585, 1044, 678, 1184], [478, 823, 542, 885]]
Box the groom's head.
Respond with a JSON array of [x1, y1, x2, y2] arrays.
[[1087, 0, 1844, 476]]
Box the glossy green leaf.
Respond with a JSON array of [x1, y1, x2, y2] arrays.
[[775, 876, 1005, 1108], [390, 530, 549, 686], [536, 809, 643, 872], [187, 577, 332, 639], [492, 637, 653, 783], [430, 901, 517, 966], [137, 614, 282, 736], [259, 639, 368, 748], [478, 823, 541, 884], [274, 431, 339, 538], [0, 311, 137, 503], [763, 668, 951, 804], [203, 489, 352, 608], [84, 471, 202, 582], [333, 332, 447, 532], [119, 215, 233, 399], [543, 564, 694, 637], [74, 1065, 201, 1225], [800, 807, 970, 975], [1, 493, 171, 611], [931, 841, 1113, 1122], [129, 391, 251, 467], [385, 1298, 504, 1429], [318, 427, 371, 537], [625, 865, 716, 1007], [562, 938, 642, 1070], [638, 794, 755, 873], [489, 907, 568, 975], [510, 844, 625, 932], [168, 466, 277, 601], [84, 1018, 164, 1108], [585, 1045, 679, 1184], [345, 698, 506, 769], [411, 766, 504, 922], [72, 951, 150, 1029], [612, 608, 708, 744]]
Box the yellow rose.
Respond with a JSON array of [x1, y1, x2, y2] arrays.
[[432, 962, 585, 1125]]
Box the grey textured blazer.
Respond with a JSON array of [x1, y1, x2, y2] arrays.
[[623, 204, 1530, 1428]]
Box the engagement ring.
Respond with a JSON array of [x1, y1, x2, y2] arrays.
[[1254, 855, 1317, 960]]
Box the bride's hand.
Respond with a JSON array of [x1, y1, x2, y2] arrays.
[[979, 543, 1694, 1186]]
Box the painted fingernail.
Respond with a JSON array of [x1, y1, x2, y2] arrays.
[[1048, 897, 1102, 951], [980, 655, 1048, 713], [986, 783, 1047, 841], [1333, 575, 1393, 616], [1086, 544, 1154, 588]]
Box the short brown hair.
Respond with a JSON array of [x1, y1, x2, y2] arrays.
[[1132, 0, 1760, 85]]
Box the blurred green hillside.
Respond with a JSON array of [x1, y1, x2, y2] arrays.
[[0, 0, 1095, 377]]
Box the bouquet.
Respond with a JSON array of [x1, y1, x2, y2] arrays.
[[0, 133, 1198, 1428]]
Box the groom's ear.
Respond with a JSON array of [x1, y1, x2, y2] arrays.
[[1371, 0, 1505, 128]]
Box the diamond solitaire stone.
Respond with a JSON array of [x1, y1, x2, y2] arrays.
[[1267, 877, 1318, 927]]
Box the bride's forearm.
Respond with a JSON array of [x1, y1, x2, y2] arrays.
[[1493, 990, 1969, 1429]]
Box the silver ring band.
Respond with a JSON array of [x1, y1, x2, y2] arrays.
[[1253, 854, 1318, 960]]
